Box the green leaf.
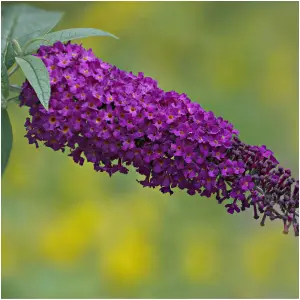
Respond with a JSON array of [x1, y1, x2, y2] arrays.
[[1, 4, 63, 70], [24, 28, 118, 54], [15, 55, 50, 110], [1, 109, 13, 175]]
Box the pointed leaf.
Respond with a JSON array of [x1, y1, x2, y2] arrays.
[[15, 55, 50, 110], [1, 109, 13, 174], [25, 28, 118, 54], [1, 4, 63, 70]]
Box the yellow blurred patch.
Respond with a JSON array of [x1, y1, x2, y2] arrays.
[[2, 234, 19, 277], [242, 228, 298, 282], [181, 228, 220, 283], [39, 200, 102, 266], [98, 225, 156, 287], [262, 45, 296, 105], [94, 194, 160, 287], [79, 2, 153, 35]]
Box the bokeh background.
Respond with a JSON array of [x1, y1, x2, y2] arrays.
[[2, 1, 299, 298]]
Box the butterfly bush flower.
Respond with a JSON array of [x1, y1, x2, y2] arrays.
[[20, 42, 299, 236]]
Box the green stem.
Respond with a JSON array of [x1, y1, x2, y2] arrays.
[[11, 39, 23, 56], [7, 96, 20, 104], [8, 64, 19, 77], [23, 38, 51, 54], [1, 99, 7, 109], [9, 84, 22, 93]]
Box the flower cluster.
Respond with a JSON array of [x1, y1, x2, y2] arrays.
[[20, 41, 299, 236]]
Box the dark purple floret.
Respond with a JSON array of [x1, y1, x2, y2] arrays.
[[19, 41, 299, 236]]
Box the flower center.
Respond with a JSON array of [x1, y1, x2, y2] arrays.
[[62, 126, 69, 133], [49, 117, 56, 124]]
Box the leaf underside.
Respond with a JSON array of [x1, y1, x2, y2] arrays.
[[24, 28, 118, 54], [1, 4, 63, 71], [15, 55, 50, 109]]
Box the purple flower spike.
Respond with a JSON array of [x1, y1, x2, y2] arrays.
[[20, 41, 299, 236]]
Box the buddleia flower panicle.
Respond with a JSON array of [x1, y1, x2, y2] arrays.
[[20, 41, 299, 236]]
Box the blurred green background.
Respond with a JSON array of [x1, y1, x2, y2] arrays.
[[2, 1, 299, 299]]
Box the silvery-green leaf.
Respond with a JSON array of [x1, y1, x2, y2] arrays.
[[1, 4, 63, 70], [15, 55, 50, 110], [1, 109, 13, 175], [25, 28, 118, 54]]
